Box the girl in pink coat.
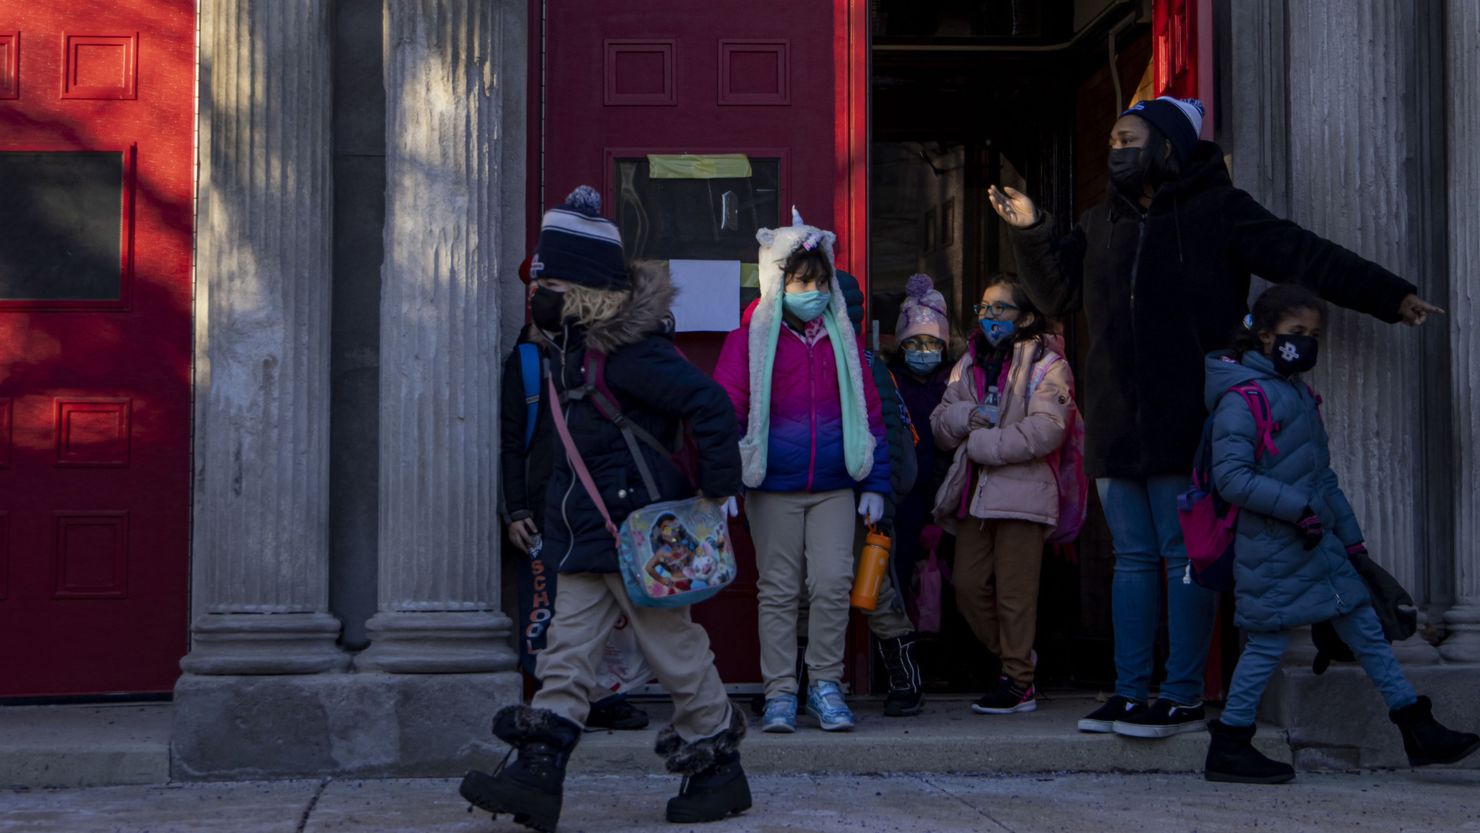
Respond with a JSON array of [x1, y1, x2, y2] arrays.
[[931, 274, 1073, 717]]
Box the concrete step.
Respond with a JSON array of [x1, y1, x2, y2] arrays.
[[0, 703, 171, 788], [564, 694, 1289, 775]]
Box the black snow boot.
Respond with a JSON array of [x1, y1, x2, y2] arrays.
[[1389, 696, 1480, 767], [1203, 719, 1295, 784], [878, 634, 925, 717], [657, 708, 752, 824], [460, 705, 582, 833]]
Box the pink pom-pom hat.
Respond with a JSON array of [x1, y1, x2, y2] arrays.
[[896, 272, 949, 344]]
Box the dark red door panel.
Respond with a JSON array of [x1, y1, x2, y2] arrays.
[[539, 1, 869, 687], [0, 0, 194, 697]]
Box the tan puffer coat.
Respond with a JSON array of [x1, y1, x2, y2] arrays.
[[929, 335, 1072, 532]]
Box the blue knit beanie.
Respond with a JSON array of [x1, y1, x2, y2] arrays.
[[531, 185, 628, 290], [1122, 97, 1205, 163]]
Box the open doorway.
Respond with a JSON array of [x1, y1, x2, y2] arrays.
[[867, 0, 1155, 695]]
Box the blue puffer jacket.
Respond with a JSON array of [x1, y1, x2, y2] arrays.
[[1205, 350, 1371, 632]]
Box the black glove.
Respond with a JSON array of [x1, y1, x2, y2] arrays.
[[1311, 620, 1356, 674], [1297, 507, 1324, 551]]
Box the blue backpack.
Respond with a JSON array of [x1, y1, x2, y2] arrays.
[[517, 343, 542, 450]]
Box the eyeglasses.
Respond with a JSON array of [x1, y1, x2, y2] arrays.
[[973, 301, 1020, 319], [900, 338, 945, 354]]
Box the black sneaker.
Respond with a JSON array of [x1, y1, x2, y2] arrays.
[[1113, 698, 1207, 738], [972, 676, 1037, 714], [586, 698, 651, 731], [1077, 695, 1147, 733]]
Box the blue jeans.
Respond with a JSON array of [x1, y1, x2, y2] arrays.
[[1098, 476, 1219, 705], [1222, 606, 1417, 726]]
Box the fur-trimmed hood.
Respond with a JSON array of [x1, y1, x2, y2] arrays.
[[582, 260, 677, 354]]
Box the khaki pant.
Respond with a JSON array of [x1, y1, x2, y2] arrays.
[[749, 489, 855, 699], [533, 572, 731, 741], [953, 518, 1048, 685]]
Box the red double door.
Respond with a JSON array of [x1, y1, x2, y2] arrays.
[[0, 1, 194, 697], [537, 1, 870, 686]]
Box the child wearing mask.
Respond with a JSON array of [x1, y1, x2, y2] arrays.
[[1200, 283, 1478, 783], [930, 274, 1073, 716], [499, 256, 651, 732], [713, 210, 891, 733], [888, 272, 955, 616], [462, 187, 749, 830]]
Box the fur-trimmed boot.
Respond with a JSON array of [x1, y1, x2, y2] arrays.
[[1389, 696, 1480, 767], [878, 635, 925, 717], [656, 708, 752, 824], [1203, 719, 1295, 784], [459, 705, 582, 833]]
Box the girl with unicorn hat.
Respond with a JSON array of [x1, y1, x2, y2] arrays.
[[713, 208, 891, 733]]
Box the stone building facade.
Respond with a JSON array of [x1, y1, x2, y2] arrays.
[[3, 0, 1475, 776]]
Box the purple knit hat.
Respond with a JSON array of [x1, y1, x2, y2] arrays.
[[896, 273, 949, 343]]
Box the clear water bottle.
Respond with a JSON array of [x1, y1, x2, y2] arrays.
[[528, 533, 543, 560], [983, 385, 1001, 427]]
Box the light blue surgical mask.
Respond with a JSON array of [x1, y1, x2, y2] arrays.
[[980, 318, 1016, 348], [783, 290, 830, 322], [904, 350, 942, 375]]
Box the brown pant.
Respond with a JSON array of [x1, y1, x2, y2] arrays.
[[953, 518, 1048, 685], [533, 572, 732, 741], [748, 489, 856, 699]]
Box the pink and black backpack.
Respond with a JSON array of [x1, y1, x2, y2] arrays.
[[1177, 379, 1279, 591], [1027, 349, 1088, 547]]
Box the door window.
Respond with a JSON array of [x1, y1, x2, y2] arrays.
[[0, 150, 128, 303]]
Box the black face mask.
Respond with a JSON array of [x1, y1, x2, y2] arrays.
[[1108, 147, 1146, 198], [1271, 334, 1319, 376], [530, 287, 567, 332]]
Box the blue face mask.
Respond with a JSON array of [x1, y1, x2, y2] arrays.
[[980, 318, 1016, 348], [904, 350, 942, 375], [783, 290, 830, 322]]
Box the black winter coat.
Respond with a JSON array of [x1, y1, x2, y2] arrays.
[[499, 329, 556, 527], [1010, 141, 1417, 479], [544, 264, 744, 574]]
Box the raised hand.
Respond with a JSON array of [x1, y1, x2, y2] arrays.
[[988, 185, 1039, 229]]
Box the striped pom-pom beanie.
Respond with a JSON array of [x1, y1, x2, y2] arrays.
[[531, 185, 628, 290]]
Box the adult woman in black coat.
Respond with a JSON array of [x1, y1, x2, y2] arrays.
[[986, 97, 1443, 739]]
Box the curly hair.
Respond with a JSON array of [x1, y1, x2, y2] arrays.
[[1231, 284, 1328, 359]]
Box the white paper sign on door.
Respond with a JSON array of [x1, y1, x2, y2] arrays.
[[669, 259, 741, 332]]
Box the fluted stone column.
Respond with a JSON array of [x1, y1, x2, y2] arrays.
[[183, 0, 346, 675], [1440, 1, 1480, 664], [355, 0, 518, 673], [1285, 0, 1441, 664]]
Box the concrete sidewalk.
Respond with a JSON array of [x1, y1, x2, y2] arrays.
[[3, 770, 1478, 833], [0, 695, 1293, 786]]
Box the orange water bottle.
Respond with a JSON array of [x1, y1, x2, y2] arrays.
[[850, 527, 893, 611]]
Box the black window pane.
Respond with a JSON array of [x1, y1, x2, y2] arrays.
[[0, 151, 124, 301], [613, 157, 780, 262]]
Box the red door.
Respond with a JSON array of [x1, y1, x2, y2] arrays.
[[0, 1, 194, 697], [536, 1, 869, 686]]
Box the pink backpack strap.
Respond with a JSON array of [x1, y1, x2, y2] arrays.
[[1230, 383, 1279, 461], [547, 375, 621, 543]]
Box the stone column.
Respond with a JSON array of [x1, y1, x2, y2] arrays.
[[354, 0, 518, 674], [1284, 1, 1442, 664], [1440, 0, 1480, 664], [182, 0, 346, 675]]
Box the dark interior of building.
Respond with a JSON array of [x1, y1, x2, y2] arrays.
[[865, 0, 1223, 695]]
